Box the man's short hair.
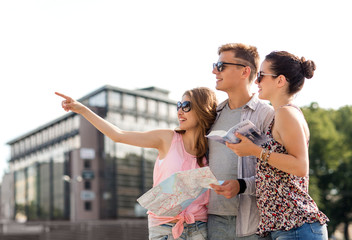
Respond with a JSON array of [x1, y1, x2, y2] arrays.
[[218, 43, 260, 82]]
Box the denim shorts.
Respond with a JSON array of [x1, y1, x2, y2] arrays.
[[207, 214, 270, 240], [270, 222, 328, 240], [149, 221, 207, 240]]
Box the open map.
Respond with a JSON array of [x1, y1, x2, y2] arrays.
[[137, 167, 221, 216]]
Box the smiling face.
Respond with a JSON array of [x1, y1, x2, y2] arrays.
[[212, 51, 246, 94], [177, 95, 198, 131], [256, 60, 278, 100]]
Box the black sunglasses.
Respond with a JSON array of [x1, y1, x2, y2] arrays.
[[213, 62, 246, 72], [177, 101, 191, 112], [256, 72, 278, 83]]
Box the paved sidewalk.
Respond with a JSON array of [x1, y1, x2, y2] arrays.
[[0, 219, 148, 240]]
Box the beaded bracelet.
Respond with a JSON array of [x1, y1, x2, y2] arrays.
[[259, 148, 267, 161], [264, 150, 272, 163]]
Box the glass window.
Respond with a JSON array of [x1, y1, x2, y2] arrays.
[[158, 102, 168, 117], [84, 181, 91, 190], [15, 143, 20, 155], [149, 119, 158, 128], [169, 104, 177, 119], [38, 132, 43, 145], [120, 115, 136, 131], [108, 91, 121, 108], [27, 165, 38, 220], [19, 141, 25, 154], [84, 160, 91, 169], [49, 127, 54, 141], [39, 162, 50, 219], [27, 166, 37, 203], [72, 135, 81, 149], [123, 94, 135, 110], [25, 138, 31, 151], [84, 201, 92, 211], [57, 121, 63, 136], [159, 121, 169, 129], [107, 112, 122, 125], [53, 160, 64, 219], [137, 97, 147, 113], [11, 146, 15, 157], [30, 135, 36, 148], [148, 99, 157, 114], [104, 135, 115, 157], [15, 169, 26, 204], [61, 120, 66, 135], [54, 124, 59, 138], [62, 119, 68, 134], [124, 115, 136, 124], [15, 169, 28, 221], [42, 129, 48, 143], [136, 117, 148, 131], [73, 115, 80, 130], [89, 91, 106, 107]]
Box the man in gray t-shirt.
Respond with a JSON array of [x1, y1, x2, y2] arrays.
[[208, 43, 274, 240], [208, 104, 241, 216]]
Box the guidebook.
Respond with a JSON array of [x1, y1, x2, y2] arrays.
[[206, 119, 267, 145]]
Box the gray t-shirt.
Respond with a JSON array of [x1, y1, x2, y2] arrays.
[[208, 103, 242, 216]]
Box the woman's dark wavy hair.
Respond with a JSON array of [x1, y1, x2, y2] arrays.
[[175, 87, 217, 167], [265, 51, 316, 95]]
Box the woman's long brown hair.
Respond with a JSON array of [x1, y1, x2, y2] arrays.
[[176, 87, 217, 167]]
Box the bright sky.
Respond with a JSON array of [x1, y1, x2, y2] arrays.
[[1, 0, 351, 180]]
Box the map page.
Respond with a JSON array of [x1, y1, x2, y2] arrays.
[[137, 167, 221, 216]]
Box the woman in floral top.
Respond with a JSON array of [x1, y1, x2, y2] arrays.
[[225, 51, 329, 239]]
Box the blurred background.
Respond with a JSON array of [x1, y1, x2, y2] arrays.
[[1, 0, 351, 239]]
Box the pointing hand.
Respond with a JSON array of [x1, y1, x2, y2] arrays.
[[55, 92, 85, 114]]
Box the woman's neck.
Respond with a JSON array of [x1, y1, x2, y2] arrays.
[[182, 131, 197, 155], [272, 101, 291, 111], [270, 93, 294, 111]]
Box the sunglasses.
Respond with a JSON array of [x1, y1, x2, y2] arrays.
[[213, 62, 246, 72], [256, 72, 278, 83], [177, 101, 191, 112]]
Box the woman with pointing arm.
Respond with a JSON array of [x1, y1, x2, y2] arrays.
[[56, 87, 217, 240]]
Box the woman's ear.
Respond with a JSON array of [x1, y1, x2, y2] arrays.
[[277, 75, 288, 88]]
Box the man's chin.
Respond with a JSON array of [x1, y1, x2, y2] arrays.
[[215, 85, 225, 92]]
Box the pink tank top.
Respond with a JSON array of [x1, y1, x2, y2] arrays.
[[148, 132, 209, 239]]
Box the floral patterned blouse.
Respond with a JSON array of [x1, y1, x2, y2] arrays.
[[256, 108, 329, 236]]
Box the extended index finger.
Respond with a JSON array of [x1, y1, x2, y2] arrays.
[[55, 92, 71, 100]]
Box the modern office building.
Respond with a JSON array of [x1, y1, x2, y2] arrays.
[[5, 85, 178, 221]]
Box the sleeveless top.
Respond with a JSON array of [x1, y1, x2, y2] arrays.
[[256, 105, 329, 236], [148, 132, 208, 239]]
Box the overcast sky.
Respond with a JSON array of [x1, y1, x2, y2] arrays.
[[1, 0, 351, 180]]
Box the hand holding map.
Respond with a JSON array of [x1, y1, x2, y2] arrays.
[[137, 167, 221, 216]]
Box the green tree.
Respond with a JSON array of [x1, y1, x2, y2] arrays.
[[331, 106, 352, 239], [302, 103, 352, 239]]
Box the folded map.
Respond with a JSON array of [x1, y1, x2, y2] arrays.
[[137, 167, 221, 216]]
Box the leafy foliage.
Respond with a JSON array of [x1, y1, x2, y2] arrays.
[[302, 103, 352, 239]]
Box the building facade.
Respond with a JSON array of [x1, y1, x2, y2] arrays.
[[4, 85, 178, 221]]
